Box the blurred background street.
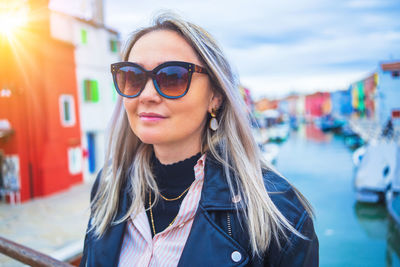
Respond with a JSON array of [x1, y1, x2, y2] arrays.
[[0, 182, 91, 266], [1, 0, 400, 266]]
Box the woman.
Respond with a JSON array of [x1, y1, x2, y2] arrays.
[[80, 12, 318, 267]]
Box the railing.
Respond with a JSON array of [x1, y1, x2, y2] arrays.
[[0, 236, 74, 267]]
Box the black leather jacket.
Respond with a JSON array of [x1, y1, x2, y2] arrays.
[[80, 154, 319, 266]]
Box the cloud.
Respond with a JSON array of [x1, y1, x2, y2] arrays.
[[50, 0, 400, 98]]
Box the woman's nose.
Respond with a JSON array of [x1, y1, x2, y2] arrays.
[[139, 78, 162, 103]]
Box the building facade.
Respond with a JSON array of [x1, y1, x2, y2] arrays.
[[350, 73, 377, 119], [0, 0, 83, 202], [50, 9, 120, 181], [376, 61, 400, 125], [304, 92, 331, 120], [0, 0, 120, 202], [330, 89, 353, 118]]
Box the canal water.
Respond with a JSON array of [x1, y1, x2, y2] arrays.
[[274, 124, 400, 267]]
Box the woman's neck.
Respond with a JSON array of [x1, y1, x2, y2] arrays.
[[153, 141, 202, 165]]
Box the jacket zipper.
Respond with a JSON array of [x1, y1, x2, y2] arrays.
[[227, 213, 232, 237]]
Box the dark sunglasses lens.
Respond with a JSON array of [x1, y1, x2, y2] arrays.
[[115, 66, 146, 96], [155, 66, 189, 97]]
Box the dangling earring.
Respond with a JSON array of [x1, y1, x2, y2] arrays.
[[209, 109, 219, 131]]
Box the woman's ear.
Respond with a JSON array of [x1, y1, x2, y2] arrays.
[[208, 91, 223, 113]]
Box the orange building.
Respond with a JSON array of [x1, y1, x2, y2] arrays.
[[0, 0, 82, 202], [255, 98, 279, 112]]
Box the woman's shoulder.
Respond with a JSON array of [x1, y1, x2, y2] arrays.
[[262, 169, 297, 193], [262, 169, 319, 266], [90, 170, 103, 202], [262, 169, 311, 227]]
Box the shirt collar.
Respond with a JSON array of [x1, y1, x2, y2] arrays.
[[193, 154, 207, 181]]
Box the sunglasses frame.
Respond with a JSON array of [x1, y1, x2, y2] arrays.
[[111, 61, 208, 99]]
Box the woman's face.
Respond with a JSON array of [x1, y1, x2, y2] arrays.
[[124, 30, 220, 150]]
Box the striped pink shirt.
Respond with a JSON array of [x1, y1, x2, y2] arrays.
[[118, 154, 206, 267]]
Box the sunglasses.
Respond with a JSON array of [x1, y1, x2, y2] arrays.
[[111, 61, 208, 99]]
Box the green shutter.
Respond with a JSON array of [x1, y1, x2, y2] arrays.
[[110, 40, 116, 52], [358, 81, 365, 112], [81, 29, 87, 44], [112, 40, 117, 52], [91, 80, 99, 102], [83, 80, 91, 101], [64, 101, 70, 121]]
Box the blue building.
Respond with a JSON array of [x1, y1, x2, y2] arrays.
[[377, 61, 400, 125], [330, 88, 353, 118]]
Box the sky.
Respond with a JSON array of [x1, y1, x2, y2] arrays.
[[49, 0, 400, 99]]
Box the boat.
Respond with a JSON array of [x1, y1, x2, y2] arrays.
[[341, 123, 365, 150], [386, 144, 400, 225], [267, 124, 290, 143], [352, 145, 367, 167], [354, 140, 399, 203], [318, 115, 345, 133], [261, 143, 280, 165]]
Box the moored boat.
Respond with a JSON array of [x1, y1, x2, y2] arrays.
[[354, 140, 399, 203], [386, 145, 400, 225]]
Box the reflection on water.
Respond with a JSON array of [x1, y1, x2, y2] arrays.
[[354, 203, 400, 267], [354, 202, 388, 240], [387, 217, 400, 267], [274, 124, 400, 267], [305, 123, 332, 143]]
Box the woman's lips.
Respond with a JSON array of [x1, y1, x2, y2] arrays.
[[138, 112, 166, 122]]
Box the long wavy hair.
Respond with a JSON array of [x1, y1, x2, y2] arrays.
[[90, 11, 313, 256]]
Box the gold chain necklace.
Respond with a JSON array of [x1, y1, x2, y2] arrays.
[[159, 185, 191, 201], [149, 191, 180, 236], [148, 184, 192, 236]]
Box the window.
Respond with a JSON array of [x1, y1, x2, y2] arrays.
[[0, 88, 11, 98], [68, 146, 82, 175], [110, 39, 118, 52], [392, 71, 399, 78], [81, 29, 88, 44], [59, 95, 76, 127], [83, 79, 99, 102]]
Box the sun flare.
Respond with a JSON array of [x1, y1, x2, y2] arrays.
[[0, 0, 29, 40]]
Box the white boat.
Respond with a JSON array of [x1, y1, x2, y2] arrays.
[[385, 144, 400, 225], [352, 145, 366, 167], [252, 127, 269, 146], [267, 124, 290, 143], [261, 143, 280, 165], [354, 140, 399, 203]]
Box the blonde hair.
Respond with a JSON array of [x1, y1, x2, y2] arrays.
[[90, 11, 313, 256]]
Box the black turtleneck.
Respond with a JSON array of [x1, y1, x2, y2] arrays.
[[146, 152, 201, 237]]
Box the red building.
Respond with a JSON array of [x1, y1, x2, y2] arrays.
[[0, 0, 82, 202], [305, 92, 331, 120]]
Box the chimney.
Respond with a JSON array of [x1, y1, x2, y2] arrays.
[[92, 0, 104, 25]]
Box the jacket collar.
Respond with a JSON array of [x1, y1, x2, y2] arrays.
[[199, 153, 243, 211]]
